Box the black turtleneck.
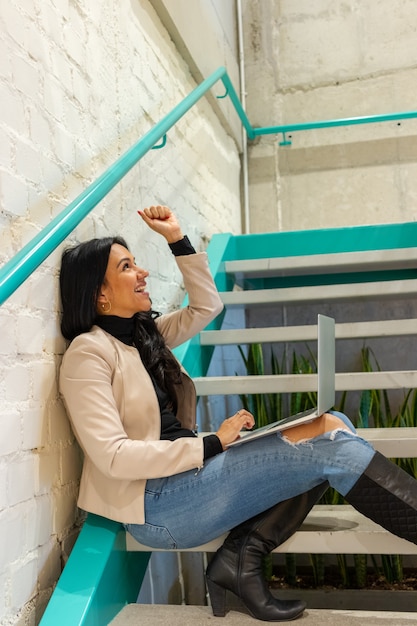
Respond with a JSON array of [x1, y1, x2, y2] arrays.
[[95, 239, 223, 460]]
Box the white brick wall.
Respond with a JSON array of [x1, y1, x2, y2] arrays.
[[0, 0, 241, 623]]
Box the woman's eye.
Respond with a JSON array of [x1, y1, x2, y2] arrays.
[[123, 262, 130, 270]]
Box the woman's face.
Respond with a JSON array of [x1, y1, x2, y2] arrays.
[[98, 243, 151, 317]]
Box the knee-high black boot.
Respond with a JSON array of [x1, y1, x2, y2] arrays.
[[345, 451, 417, 545], [205, 482, 329, 622]]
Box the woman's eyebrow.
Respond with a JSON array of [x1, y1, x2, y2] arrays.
[[116, 256, 133, 268]]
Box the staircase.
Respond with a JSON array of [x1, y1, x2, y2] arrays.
[[40, 221, 417, 626], [177, 221, 417, 406]]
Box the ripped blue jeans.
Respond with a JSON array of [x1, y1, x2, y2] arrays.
[[125, 411, 375, 549]]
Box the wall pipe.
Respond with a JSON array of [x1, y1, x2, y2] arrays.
[[236, 0, 250, 234]]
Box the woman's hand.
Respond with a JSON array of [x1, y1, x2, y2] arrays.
[[216, 409, 255, 450], [138, 205, 184, 244]]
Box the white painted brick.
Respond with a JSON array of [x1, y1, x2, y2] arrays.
[[49, 400, 72, 444], [37, 537, 61, 591], [1, 1, 26, 48], [0, 34, 12, 81], [0, 126, 12, 168], [15, 142, 42, 187], [68, 2, 87, 42], [71, 67, 90, 110], [36, 0, 69, 24], [62, 28, 85, 68], [0, 506, 26, 574], [34, 448, 60, 495], [0, 311, 17, 355], [31, 360, 57, 403], [38, 2, 65, 48], [43, 318, 66, 356], [11, 554, 38, 610], [4, 363, 31, 403], [11, 54, 39, 101], [23, 18, 51, 67], [25, 271, 56, 311], [24, 495, 53, 552], [0, 81, 26, 132], [0, 410, 21, 457], [28, 105, 53, 154], [0, 170, 29, 218], [50, 48, 73, 97], [40, 153, 66, 197], [0, 571, 7, 620], [60, 443, 82, 485], [0, 471, 7, 510], [53, 488, 78, 535], [22, 407, 47, 451], [16, 316, 44, 355], [7, 455, 36, 507], [62, 97, 84, 139], [52, 125, 75, 167], [43, 77, 65, 122]]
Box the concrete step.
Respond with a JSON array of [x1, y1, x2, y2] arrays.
[[224, 247, 417, 277], [219, 278, 417, 307], [193, 370, 417, 396], [126, 504, 417, 556], [110, 604, 417, 626], [200, 318, 417, 345]]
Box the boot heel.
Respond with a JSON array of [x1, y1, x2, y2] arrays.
[[206, 578, 227, 617]]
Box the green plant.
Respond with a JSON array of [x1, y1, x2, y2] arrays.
[[237, 343, 285, 427], [237, 341, 417, 589]]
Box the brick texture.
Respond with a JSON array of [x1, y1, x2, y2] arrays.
[[0, 0, 241, 623]]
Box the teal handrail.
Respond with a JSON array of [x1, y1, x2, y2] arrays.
[[253, 110, 417, 145], [0, 67, 252, 306], [2, 63, 417, 306]]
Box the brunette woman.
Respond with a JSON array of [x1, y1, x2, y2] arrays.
[[59, 205, 417, 622]]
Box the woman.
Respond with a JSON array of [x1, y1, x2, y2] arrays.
[[59, 205, 417, 622]]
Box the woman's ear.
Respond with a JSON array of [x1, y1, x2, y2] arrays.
[[96, 289, 109, 313]]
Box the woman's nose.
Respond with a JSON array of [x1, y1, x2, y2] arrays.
[[136, 267, 149, 278]]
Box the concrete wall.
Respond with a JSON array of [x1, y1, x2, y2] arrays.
[[240, 0, 417, 418], [0, 1, 240, 623], [241, 0, 417, 233]]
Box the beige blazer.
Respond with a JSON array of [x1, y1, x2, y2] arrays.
[[59, 252, 224, 524]]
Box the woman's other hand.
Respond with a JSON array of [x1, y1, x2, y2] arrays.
[[138, 205, 184, 244], [216, 410, 255, 450]]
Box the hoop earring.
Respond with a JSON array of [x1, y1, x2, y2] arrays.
[[101, 301, 112, 313]]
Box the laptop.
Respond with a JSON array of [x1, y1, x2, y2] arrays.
[[228, 314, 335, 447]]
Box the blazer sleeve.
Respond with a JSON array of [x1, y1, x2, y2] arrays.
[[59, 334, 204, 481], [155, 251, 224, 348]]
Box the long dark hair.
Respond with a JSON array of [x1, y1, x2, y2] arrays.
[[60, 236, 127, 341], [59, 236, 181, 401]]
